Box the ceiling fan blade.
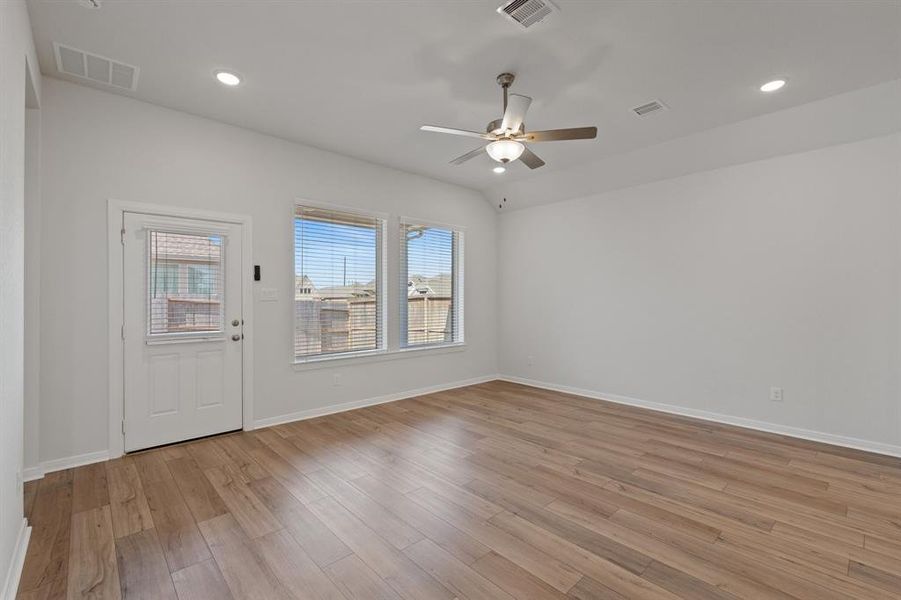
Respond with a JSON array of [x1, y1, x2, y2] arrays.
[[519, 146, 545, 169], [520, 127, 597, 142], [500, 94, 532, 134], [420, 125, 492, 140], [449, 146, 486, 165]]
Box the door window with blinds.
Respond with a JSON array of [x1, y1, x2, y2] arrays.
[[294, 205, 385, 360], [147, 230, 224, 337], [400, 220, 463, 348]]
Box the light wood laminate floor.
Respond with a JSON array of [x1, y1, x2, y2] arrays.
[[17, 381, 901, 599]]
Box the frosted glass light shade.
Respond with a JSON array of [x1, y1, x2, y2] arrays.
[[486, 139, 524, 163]]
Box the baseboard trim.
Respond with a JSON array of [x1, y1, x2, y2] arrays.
[[499, 374, 901, 459], [25, 374, 901, 480], [23, 377, 499, 481], [1, 519, 31, 600], [253, 374, 499, 429], [23, 449, 111, 482], [22, 467, 42, 483]]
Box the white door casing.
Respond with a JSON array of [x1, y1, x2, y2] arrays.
[[122, 212, 244, 451]]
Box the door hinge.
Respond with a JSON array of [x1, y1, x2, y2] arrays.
[[121, 420, 126, 435], [121, 322, 126, 340], [120, 227, 126, 245]]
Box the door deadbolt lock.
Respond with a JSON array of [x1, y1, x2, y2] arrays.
[[231, 334, 242, 341], [231, 319, 240, 327]]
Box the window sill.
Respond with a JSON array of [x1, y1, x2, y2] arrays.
[[146, 334, 226, 345], [292, 342, 466, 371]]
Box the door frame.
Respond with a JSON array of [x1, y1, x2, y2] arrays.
[[107, 199, 254, 458]]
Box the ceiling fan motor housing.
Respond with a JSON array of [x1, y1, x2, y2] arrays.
[[487, 118, 524, 136]]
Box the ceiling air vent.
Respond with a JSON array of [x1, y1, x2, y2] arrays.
[[53, 43, 139, 91], [632, 99, 668, 117], [497, 0, 559, 29]]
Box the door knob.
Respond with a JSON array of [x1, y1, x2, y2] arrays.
[[231, 334, 241, 341], [231, 319, 240, 327]]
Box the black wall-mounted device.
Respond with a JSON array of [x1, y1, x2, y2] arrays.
[[254, 265, 261, 281]]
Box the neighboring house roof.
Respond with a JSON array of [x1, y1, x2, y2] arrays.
[[295, 276, 376, 300], [152, 232, 221, 262], [317, 284, 376, 299], [408, 282, 433, 296], [408, 274, 451, 297], [295, 273, 450, 300], [295, 275, 318, 298]]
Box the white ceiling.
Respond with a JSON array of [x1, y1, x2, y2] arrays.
[[28, 0, 901, 195]]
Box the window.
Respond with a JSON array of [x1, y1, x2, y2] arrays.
[[148, 230, 223, 336], [294, 205, 384, 360], [188, 265, 215, 296], [400, 220, 463, 348], [152, 263, 179, 294]]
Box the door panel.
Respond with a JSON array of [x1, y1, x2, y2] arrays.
[[148, 353, 180, 416], [123, 212, 243, 452], [196, 349, 225, 409]]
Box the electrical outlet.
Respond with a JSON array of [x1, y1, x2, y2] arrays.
[[769, 387, 784, 402], [333, 373, 342, 387]]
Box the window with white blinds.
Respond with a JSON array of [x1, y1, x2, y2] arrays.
[[294, 205, 384, 360], [147, 230, 224, 336], [400, 220, 463, 348]]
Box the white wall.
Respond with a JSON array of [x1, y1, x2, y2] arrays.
[[499, 133, 901, 451], [23, 108, 41, 477], [36, 77, 497, 466], [0, 1, 40, 596]]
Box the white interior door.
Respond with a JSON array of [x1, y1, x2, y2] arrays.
[[122, 212, 243, 451]]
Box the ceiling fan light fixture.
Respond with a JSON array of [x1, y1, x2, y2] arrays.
[[486, 139, 524, 163]]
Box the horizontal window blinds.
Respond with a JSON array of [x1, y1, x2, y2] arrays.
[[400, 220, 463, 347], [148, 230, 224, 336], [295, 206, 383, 359]]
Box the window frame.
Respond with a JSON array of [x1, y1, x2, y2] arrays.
[[399, 216, 465, 350], [293, 201, 388, 364]]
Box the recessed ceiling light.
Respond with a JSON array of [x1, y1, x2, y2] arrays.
[[493, 166, 506, 174], [760, 79, 786, 92], [215, 70, 242, 87]]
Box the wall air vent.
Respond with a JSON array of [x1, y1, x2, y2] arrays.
[[497, 0, 559, 29], [53, 43, 139, 91], [632, 99, 668, 117]]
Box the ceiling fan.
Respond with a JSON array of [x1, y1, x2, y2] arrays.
[[420, 72, 597, 170]]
